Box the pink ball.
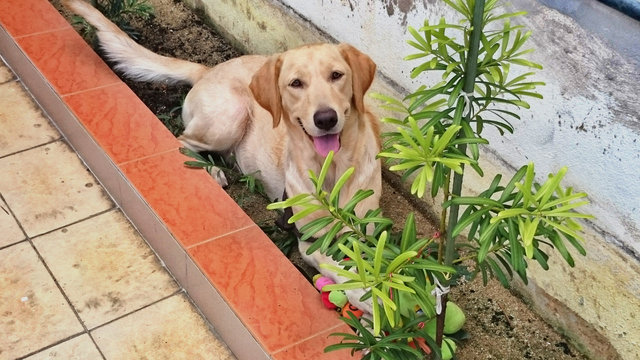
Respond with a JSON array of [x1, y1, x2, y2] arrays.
[[314, 276, 335, 291]]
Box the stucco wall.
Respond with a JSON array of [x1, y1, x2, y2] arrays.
[[183, 0, 640, 358]]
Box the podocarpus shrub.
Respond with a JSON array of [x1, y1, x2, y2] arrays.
[[269, 0, 593, 359]]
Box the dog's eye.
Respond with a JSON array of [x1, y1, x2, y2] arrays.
[[289, 79, 303, 88], [331, 71, 344, 81]]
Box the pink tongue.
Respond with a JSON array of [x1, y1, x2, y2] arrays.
[[313, 134, 340, 157]]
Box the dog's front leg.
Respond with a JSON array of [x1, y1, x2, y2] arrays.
[[298, 161, 382, 315]]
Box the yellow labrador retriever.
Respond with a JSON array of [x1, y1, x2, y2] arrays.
[[64, 0, 380, 313]]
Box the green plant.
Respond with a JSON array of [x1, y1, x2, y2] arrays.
[[239, 172, 266, 196], [269, 0, 592, 358], [180, 147, 268, 196], [259, 221, 298, 255], [157, 104, 185, 136], [180, 147, 230, 175], [73, 0, 154, 41]]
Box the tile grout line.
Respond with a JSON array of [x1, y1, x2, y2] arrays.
[[0, 190, 184, 358], [28, 206, 119, 240], [0, 69, 204, 355], [270, 321, 347, 356], [60, 80, 124, 98], [0, 55, 187, 357], [0, 137, 63, 161], [14, 331, 88, 360], [5, 25, 124, 106], [115, 146, 182, 167], [85, 289, 185, 333], [185, 223, 259, 250], [10, 25, 72, 40], [0, 192, 108, 360]]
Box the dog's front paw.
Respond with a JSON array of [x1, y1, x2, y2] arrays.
[[300, 242, 374, 315], [208, 166, 229, 187]]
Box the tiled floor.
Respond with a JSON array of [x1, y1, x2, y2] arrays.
[[0, 1, 357, 359], [0, 61, 235, 359]]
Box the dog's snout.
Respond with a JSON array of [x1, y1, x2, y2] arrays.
[[313, 108, 338, 131]]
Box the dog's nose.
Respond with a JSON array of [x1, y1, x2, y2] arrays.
[[313, 108, 338, 131]]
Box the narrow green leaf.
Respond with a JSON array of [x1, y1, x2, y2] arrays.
[[491, 208, 530, 223], [316, 151, 334, 192], [408, 25, 429, 50], [507, 58, 543, 69], [486, 257, 509, 287], [373, 231, 387, 276], [383, 280, 415, 293], [478, 222, 499, 263], [267, 193, 312, 210], [319, 264, 363, 282], [342, 189, 375, 214], [400, 213, 416, 252], [452, 207, 492, 237], [329, 167, 355, 206], [387, 251, 418, 274], [444, 196, 504, 208], [370, 92, 406, 108], [299, 217, 335, 241], [371, 293, 381, 335], [288, 204, 324, 223], [318, 222, 344, 253]]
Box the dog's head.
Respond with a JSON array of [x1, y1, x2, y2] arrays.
[[249, 43, 376, 157]]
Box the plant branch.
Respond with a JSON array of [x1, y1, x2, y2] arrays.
[[438, 0, 486, 347]]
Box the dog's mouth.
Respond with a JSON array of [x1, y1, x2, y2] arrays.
[[312, 134, 341, 157], [298, 119, 341, 157]]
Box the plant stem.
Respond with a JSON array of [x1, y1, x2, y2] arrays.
[[438, 170, 451, 264], [453, 244, 506, 264], [437, 0, 486, 347]]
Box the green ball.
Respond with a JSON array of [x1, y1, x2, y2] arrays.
[[422, 322, 457, 360], [441, 338, 457, 360], [328, 290, 348, 308], [443, 301, 466, 334]]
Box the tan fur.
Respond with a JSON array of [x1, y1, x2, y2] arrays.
[[64, 0, 381, 313]]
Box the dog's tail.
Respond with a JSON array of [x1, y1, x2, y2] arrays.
[[63, 0, 208, 85]]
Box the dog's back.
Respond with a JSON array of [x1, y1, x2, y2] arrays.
[[63, 0, 208, 85]]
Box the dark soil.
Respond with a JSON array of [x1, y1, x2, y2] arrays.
[[51, 1, 588, 359]]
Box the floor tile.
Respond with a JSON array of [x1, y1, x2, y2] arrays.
[[0, 197, 24, 248], [120, 150, 254, 247], [0, 0, 70, 38], [24, 334, 102, 360], [16, 28, 120, 95], [188, 226, 343, 353], [63, 83, 180, 164], [272, 325, 358, 360], [33, 210, 178, 329], [0, 140, 113, 237], [0, 81, 61, 157], [0, 63, 14, 83], [92, 293, 236, 360], [0, 242, 83, 359]]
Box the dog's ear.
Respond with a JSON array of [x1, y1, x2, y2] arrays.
[[339, 44, 376, 115], [250, 55, 283, 128]]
